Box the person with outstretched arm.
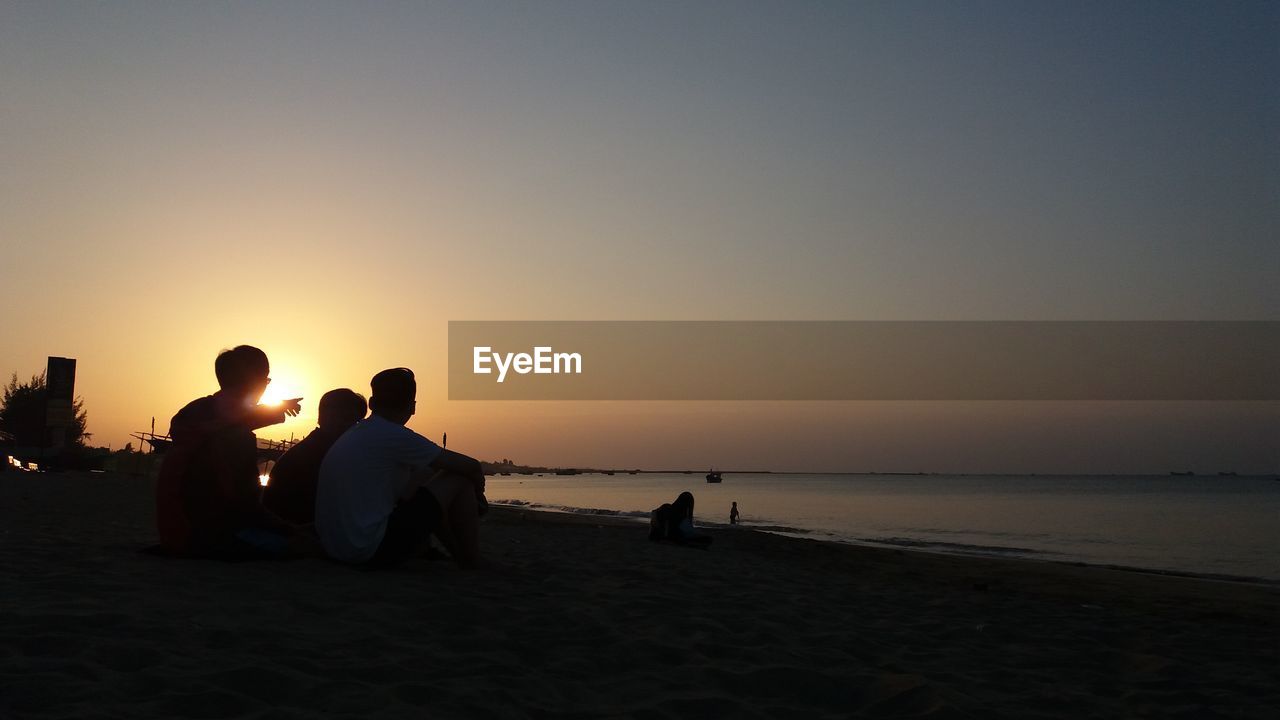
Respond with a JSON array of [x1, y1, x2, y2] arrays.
[[155, 344, 306, 559], [315, 367, 488, 570]]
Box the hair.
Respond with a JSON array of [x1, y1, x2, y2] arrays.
[[672, 491, 695, 520], [369, 367, 416, 417], [317, 388, 367, 430], [214, 345, 270, 390]]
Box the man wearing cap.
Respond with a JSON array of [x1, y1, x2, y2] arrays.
[[314, 368, 488, 569]]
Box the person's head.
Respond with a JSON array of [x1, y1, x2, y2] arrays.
[[369, 367, 416, 424], [317, 388, 367, 432], [673, 491, 695, 518], [214, 345, 271, 403]]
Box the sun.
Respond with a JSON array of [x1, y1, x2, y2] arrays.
[[259, 371, 305, 407]]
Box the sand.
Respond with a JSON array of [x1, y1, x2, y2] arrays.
[[1, 471, 1277, 719]]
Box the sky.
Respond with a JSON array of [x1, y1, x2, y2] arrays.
[[1, 1, 1276, 473]]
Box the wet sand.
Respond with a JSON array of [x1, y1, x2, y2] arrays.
[[1, 471, 1277, 718]]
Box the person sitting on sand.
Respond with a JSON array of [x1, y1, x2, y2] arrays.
[[155, 345, 306, 559], [730, 501, 740, 525], [314, 367, 489, 570], [649, 491, 712, 546], [262, 388, 367, 526]]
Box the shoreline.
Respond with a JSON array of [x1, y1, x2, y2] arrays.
[[492, 499, 1280, 587]]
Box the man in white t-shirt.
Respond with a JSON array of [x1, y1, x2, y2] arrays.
[[315, 367, 488, 569]]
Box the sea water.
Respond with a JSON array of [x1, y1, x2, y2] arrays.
[[487, 473, 1280, 582]]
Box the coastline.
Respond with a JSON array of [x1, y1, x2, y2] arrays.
[[2, 471, 1277, 718], [491, 498, 1280, 588]]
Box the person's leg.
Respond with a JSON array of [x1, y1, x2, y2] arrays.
[[366, 490, 442, 569], [422, 472, 481, 569]]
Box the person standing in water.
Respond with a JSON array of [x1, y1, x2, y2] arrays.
[[729, 501, 740, 525]]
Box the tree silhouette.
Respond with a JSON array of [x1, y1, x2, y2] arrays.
[[0, 372, 89, 448]]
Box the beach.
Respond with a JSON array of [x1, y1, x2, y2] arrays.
[[2, 471, 1277, 719]]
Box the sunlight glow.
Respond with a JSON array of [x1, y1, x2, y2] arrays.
[[260, 371, 305, 407]]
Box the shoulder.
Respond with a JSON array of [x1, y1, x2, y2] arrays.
[[169, 395, 218, 435], [178, 395, 218, 416], [298, 428, 342, 457], [364, 416, 423, 441]]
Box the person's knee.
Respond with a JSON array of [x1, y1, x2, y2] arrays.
[[424, 471, 470, 508]]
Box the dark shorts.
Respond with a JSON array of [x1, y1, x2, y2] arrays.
[[185, 527, 290, 562], [365, 489, 443, 569]]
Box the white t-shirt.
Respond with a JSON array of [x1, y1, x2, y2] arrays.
[[315, 414, 443, 563]]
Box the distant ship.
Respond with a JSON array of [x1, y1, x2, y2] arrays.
[[706, 468, 723, 483]]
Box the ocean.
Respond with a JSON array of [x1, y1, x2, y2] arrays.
[[487, 472, 1280, 582]]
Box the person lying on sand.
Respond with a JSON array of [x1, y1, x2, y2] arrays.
[[649, 491, 712, 546], [155, 345, 307, 560], [314, 367, 489, 570], [263, 388, 367, 526]]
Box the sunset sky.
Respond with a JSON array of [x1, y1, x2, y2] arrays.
[[2, 1, 1276, 472]]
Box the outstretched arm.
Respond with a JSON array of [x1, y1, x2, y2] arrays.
[[242, 399, 302, 431]]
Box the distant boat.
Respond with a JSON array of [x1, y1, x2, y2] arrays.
[[1170, 471, 1195, 476], [706, 468, 723, 483], [604, 471, 615, 475]]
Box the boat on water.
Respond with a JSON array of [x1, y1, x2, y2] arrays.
[[706, 468, 723, 483]]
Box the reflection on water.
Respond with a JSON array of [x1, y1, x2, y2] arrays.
[[487, 473, 1280, 581]]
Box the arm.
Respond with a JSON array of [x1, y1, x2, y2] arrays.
[[430, 448, 488, 514], [430, 448, 487, 494], [241, 399, 301, 431]]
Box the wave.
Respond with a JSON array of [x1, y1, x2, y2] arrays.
[[491, 499, 812, 534], [490, 499, 652, 521], [855, 536, 1053, 556]]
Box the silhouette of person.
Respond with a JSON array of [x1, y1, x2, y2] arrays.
[[263, 388, 367, 526], [649, 491, 712, 546], [730, 501, 740, 525], [155, 345, 304, 559], [314, 368, 489, 569]]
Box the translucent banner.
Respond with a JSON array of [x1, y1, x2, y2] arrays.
[[448, 321, 1279, 401]]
